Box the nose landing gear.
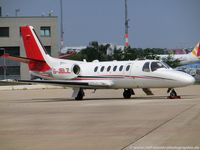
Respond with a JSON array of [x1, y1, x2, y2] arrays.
[[167, 88, 181, 99]]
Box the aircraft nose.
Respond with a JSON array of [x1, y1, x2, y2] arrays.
[[182, 74, 195, 85], [178, 72, 195, 86]]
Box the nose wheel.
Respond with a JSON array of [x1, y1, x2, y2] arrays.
[[167, 88, 181, 99]]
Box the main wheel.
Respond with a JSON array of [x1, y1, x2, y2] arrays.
[[123, 89, 132, 99], [75, 89, 85, 100]]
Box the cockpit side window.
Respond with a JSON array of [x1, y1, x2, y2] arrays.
[[142, 62, 150, 72], [151, 62, 166, 71]]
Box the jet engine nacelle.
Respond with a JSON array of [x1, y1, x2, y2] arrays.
[[52, 64, 80, 80]]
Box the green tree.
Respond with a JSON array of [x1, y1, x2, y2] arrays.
[[70, 42, 111, 62], [160, 54, 180, 68], [68, 41, 180, 68], [143, 48, 160, 60], [113, 48, 123, 60]]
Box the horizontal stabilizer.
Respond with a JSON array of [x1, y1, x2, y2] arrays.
[[0, 53, 49, 72], [0, 53, 45, 64]]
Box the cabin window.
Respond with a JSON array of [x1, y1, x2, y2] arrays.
[[107, 66, 111, 72], [100, 66, 105, 72], [113, 66, 117, 71], [142, 62, 150, 72], [94, 66, 98, 72], [119, 65, 123, 71], [126, 65, 130, 71]]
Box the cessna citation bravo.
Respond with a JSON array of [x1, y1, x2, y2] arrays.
[[1, 26, 195, 100]]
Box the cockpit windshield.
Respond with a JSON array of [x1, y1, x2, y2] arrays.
[[161, 62, 171, 69], [143, 61, 170, 72], [151, 61, 167, 71]]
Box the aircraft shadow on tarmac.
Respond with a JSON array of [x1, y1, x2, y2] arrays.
[[15, 94, 195, 103]]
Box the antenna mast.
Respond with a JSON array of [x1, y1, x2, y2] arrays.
[[60, 0, 64, 50], [124, 0, 129, 48]]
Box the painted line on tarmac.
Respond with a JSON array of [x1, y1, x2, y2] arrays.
[[121, 104, 196, 150]]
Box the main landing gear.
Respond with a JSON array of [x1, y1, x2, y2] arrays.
[[123, 88, 135, 99], [75, 88, 85, 100], [167, 88, 181, 99]]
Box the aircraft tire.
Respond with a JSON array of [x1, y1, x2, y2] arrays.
[[170, 89, 177, 97], [75, 89, 85, 100], [123, 89, 131, 99]]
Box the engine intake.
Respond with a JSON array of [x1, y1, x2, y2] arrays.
[[73, 64, 80, 75], [52, 64, 80, 80]]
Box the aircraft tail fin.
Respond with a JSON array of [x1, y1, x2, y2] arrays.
[[20, 26, 52, 71], [191, 42, 200, 57]]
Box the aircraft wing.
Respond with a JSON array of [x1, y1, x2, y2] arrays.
[[18, 79, 114, 89]]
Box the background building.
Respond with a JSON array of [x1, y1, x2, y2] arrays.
[[0, 16, 59, 79], [61, 43, 124, 57]]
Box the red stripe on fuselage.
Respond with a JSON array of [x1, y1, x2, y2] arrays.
[[72, 75, 171, 81]]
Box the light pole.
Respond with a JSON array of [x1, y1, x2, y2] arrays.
[[124, 0, 130, 48], [15, 9, 20, 17], [60, 0, 64, 50]]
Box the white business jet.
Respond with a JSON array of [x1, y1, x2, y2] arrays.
[[1, 26, 195, 100]]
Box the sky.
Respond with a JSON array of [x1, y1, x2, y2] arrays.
[[0, 0, 200, 48]]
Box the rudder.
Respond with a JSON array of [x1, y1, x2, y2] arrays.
[[20, 26, 50, 71], [191, 42, 200, 57]]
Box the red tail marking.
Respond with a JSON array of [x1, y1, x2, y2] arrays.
[[197, 43, 200, 56], [20, 26, 50, 71]]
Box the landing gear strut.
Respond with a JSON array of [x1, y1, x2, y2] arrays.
[[167, 88, 181, 99], [123, 89, 135, 99], [75, 88, 85, 100], [142, 88, 154, 95]]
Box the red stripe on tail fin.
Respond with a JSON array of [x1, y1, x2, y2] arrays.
[[20, 26, 50, 72], [197, 43, 200, 57]]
